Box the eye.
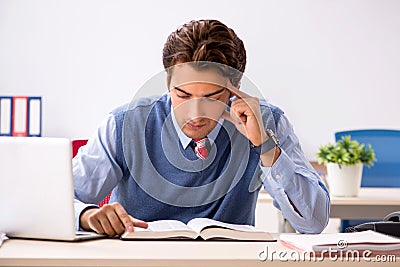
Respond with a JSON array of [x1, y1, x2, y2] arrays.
[[177, 94, 190, 99]]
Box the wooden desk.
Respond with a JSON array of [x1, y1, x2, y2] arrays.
[[329, 188, 400, 219], [258, 187, 400, 219], [0, 237, 398, 266]]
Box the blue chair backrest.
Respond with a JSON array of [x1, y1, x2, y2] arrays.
[[335, 129, 400, 188]]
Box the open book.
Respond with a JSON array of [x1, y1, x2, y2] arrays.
[[121, 218, 275, 241], [280, 230, 400, 253]]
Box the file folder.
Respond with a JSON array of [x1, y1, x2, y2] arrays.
[[12, 96, 28, 136], [28, 97, 42, 137], [0, 96, 13, 136]]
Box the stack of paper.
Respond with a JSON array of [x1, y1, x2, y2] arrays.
[[280, 230, 400, 252]]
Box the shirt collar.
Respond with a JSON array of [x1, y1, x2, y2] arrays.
[[170, 107, 223, 150]]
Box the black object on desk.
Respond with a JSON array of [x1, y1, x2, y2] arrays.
[[345, 211, 400, 237]]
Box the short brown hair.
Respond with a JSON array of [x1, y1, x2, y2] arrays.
[[163, 19, 246, 87]]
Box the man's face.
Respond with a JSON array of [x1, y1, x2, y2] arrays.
[[169, 66, 231, 139]]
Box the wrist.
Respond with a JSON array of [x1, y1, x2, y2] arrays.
[[251, 129, 280, 166], [260, 146, 281, 167], [251, 129, 279, 155]]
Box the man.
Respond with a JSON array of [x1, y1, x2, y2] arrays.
[[73, 19, 330, 236]]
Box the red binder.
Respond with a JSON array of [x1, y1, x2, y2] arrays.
[[12, 96, 28, 136]]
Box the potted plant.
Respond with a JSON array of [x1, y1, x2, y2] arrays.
[[316, 136, 376, 197]]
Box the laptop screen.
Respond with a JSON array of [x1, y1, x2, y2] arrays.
[[0, 137, 77, 240]]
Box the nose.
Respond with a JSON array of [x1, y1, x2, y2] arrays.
[[187, 98, 206, 119]]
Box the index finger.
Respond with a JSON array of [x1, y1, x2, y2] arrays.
[[114, 204, 147, 232], [129, 216, 149, 230], [225, 82, 252, 99]]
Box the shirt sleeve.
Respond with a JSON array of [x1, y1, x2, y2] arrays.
[[73, 113, 123, 230], [260, 114, 330, 234]]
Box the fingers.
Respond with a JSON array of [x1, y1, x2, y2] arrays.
[[114, 205, 149, 232], [114, 204, 134, 233], [86, 211, 103, 234], [231, 101, 253, 123], [95, 212, 120, 236], [222, 97, 260, 124], [221, 110, 247, 134], [85, 202, 148, 236], [222, 96, 267, 146], [225, 84, 252, 99], [106, 211, 125, 234], [129, 215, 149, 229]]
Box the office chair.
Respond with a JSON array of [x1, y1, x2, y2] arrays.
[[335, 129, 400, 232], [72, 139, 111, 207]]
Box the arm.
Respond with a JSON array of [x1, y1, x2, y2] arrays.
[[73, 114, 148, 235], [221, 86, 329, 234], [73, 114, 122, 209], [260, 114, 330, 234]]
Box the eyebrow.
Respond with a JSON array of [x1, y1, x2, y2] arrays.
[[173, 86, 226, 97]]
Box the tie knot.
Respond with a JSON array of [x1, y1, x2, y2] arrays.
[[194, 138, 207, 146], [193, 137, 209, 159]]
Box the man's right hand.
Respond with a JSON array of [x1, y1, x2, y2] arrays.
[[80, 202, 148, 236]]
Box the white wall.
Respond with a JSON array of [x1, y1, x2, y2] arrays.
[[1, 0, 399, 160]]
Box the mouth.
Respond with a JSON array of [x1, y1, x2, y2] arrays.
[[186, 122, 206, 131], [186, 123, 205, 130]]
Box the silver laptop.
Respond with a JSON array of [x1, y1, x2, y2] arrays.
[[0, 137, 103, 241]]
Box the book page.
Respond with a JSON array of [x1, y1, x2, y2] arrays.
[[187, 218, 262, 234], [136, 220, 192, 232], [121, 220, 198, 239]]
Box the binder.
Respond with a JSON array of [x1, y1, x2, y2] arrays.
[[0, 96, 13, 136], [12, 96, 28, 137], [28, 97, 42, 137]]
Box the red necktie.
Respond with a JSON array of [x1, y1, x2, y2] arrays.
[[194, 138, 209, 159]]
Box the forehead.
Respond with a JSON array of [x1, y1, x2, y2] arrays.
[[169, 64, 228, 89]]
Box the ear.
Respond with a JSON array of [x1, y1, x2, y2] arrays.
[[236, 81, 241, 90]]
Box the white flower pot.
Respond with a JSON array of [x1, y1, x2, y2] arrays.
[[326, 163, 363, 197]]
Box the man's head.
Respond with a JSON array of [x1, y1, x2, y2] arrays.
[[163, 20, 247, 139]]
